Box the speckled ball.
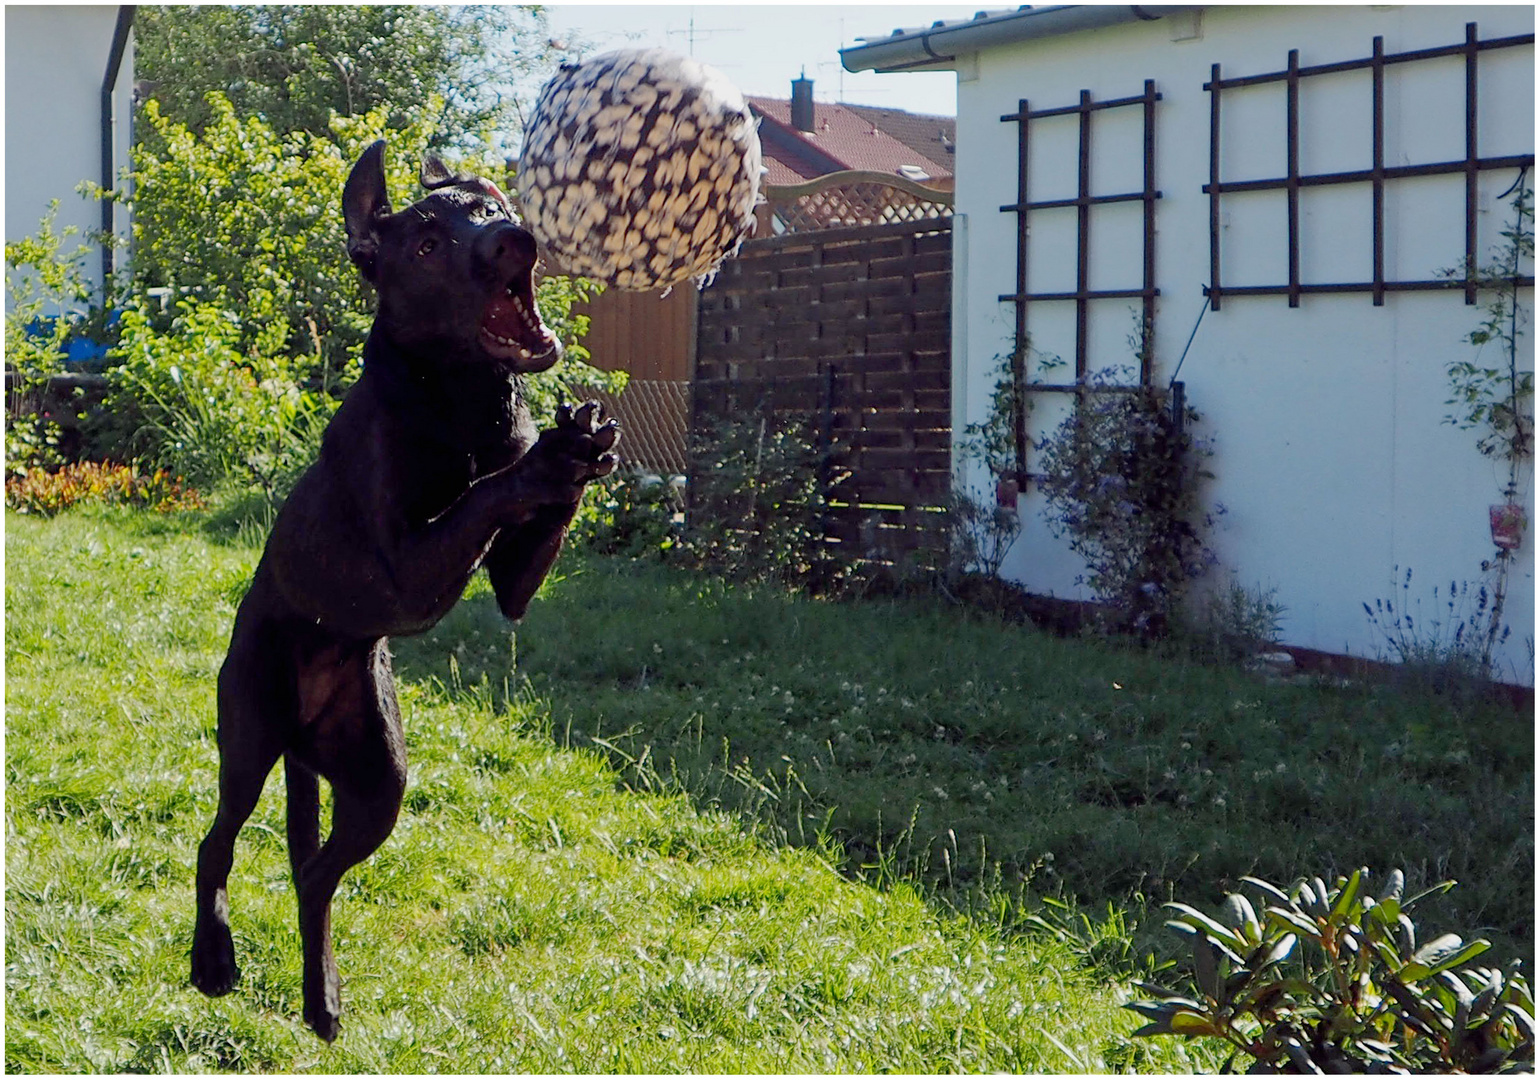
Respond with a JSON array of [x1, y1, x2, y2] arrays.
[[517, 48, 763, 291]]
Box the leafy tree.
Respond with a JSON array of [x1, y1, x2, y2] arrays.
[[132, 5, 568, 154], [106, 94, 619, 501], [127, 93, 406, 374], [17, 5, 617, 499]]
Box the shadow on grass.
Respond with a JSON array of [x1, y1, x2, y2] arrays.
[[125, 495, 1535, 974], [151, 489, 1532, 973], [388, 552, 1536, 975]]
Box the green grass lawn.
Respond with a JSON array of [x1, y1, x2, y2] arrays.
[[7, 507, 1224, 1073], [5, 507, 1531, 1072], [416, 546, 1534, 966]]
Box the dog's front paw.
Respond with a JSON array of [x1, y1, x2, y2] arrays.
[[550, 400, 621, 480], [505, 402, 621, 513], [529, 401, 620, 487]]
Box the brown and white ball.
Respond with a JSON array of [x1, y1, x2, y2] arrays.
[[517, 48, 764, 292]]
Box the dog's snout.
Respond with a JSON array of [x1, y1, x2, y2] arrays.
[[478, 223, 537, 275]]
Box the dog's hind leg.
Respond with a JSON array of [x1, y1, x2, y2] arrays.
[[291, 638, 408, 1042], [191, 626, 289, 998], [285, 754, 321, 889]]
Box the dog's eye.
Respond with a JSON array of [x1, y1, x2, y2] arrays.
[[416, 238, 437, 258]]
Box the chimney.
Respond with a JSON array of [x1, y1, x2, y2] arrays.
[[791, 71, 815, 133]]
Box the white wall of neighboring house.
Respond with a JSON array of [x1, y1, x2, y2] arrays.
[[947, 5, 1534, 681], [5, 4, 134, 311]]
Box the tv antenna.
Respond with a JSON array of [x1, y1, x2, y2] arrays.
[[664, 11, 742, 57], [816, 58, 845, 103]]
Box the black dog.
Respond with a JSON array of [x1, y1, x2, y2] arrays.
[[189, 140, 618, 1042]]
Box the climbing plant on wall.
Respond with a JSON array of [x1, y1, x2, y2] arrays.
[[1442, 172, 1534, 676]]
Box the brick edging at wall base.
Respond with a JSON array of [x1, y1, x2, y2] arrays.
[[1008, 588, 1534, 713], [1274, 644, 1534, 713]]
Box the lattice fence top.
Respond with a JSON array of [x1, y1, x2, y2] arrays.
[[761, 170, 953, 235]]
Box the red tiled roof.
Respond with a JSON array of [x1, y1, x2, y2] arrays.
[[844, 104, 956, 171], [748, 95, 953, 185]]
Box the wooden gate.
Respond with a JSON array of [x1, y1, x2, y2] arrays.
[[693, 173, 954, 571]]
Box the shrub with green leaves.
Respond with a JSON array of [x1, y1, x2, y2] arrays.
[[4, 202, 113, 473], [104, 92, 620, 499], [106, 299, 339, 498], [685, 413, 853, 593], [570, 470, 680, 560], [1127, 868, 1534, 1073], [1184, 579, 1287, 664], [128, 93, 387, 375], [1035, 373, 1217, 637], [4, 202, 104, 379]]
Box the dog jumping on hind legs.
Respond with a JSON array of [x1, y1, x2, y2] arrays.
[[189, 139, 619, 1042]]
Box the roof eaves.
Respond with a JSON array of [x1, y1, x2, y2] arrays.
[[840, 5, 1202, 74]]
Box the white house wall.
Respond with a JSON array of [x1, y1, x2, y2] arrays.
[[5, 5, 134, 309], [951, 5, 1534, 681]]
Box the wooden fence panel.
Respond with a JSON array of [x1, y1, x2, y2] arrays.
[[569, 285, 697, 476], [693, 214, 954, 572], [573, 285, 696, 382]]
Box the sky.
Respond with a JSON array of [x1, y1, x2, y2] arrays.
[[541, 4, 984, 117]]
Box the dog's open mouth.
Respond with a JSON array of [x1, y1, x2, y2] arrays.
[[480, 274, 560, 369]]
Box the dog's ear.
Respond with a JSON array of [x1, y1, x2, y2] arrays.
[[419, 155, 458, 191], [343, 140, 392, 279]]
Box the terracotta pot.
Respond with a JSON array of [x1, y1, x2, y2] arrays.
[[1489, 503, 1526, 550], [995, 476, 1019, 510]]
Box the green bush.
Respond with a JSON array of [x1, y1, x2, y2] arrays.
[[1035, 372, 1217, 637], [1183, 579, 1287, 664], [4, 202, 105, 379], [570, 470, 680, 560], [106, 299, 338, 498], [128, 93, 382, 376], [1127, 868, 1534, 1073], [96, 92, 620, 500], [4, 202, 113, 474], [684, 413, 853, 593]]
